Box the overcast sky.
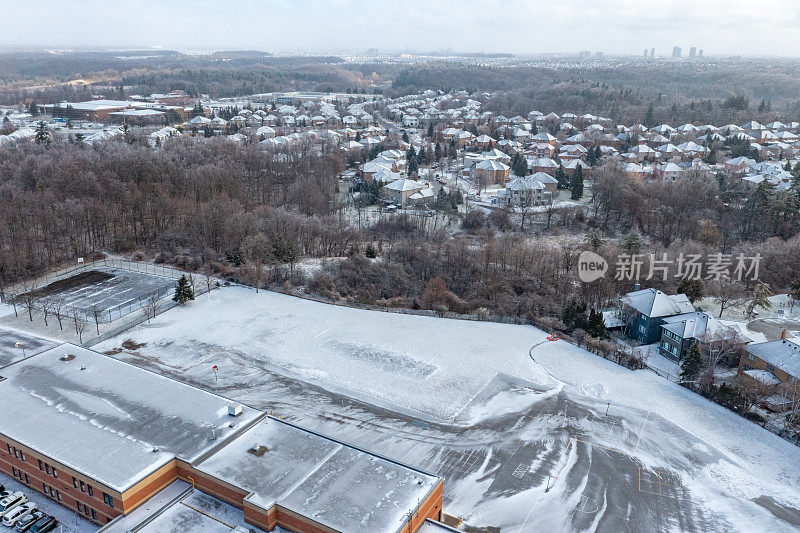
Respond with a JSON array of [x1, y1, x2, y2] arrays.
[[4, 0, 798, 57]]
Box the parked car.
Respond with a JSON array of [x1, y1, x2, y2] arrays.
[[27, 516, 56, 533], [15, 510, 44, 532], [3, 502, 37, 527], [0, 493, 27, 518]]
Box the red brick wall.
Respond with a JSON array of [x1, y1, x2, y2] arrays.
[[122, 460, 178, 513], [0, 435, 122, 525]]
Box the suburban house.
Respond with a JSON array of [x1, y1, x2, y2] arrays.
[[658, 311, 736, 362], [382, 178, 434, 208], [496, 175, 554, 207], [739, 339, 800, 411], [619, 288, 695, 344], [472, 159, 511, 186]]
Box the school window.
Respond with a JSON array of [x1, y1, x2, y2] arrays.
[[73, 477, 78, 489], [42, 482, 46, 492], [12, 467, 17, 477], [80, 480, 86, 492], [20, 452, 25, 462], [77, 502, 83, 513], [52, 468, 57, 478], [6, 444, 10, 454], [84, 505, 90, 517], [13, 449, 18, 458], [25, 474, 29, 484], [45, 464, 50, 475], [48, 486, 54, 498], [56, 491, 61, 502], [767, 364, 775, 372], [38, 459, 43, 471], [103, 492, 114, 508], [87, 484, 93, 497], [91, 509, 97, 520]]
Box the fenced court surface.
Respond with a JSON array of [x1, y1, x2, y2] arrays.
[[2, 259, 184, 324]]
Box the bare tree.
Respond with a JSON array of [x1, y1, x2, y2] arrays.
[[52, 298, 65, 330], [72, 310, 88, 344], [142, 293, 159, 323], [40, 299, 52, 327], [203, 272, 214, 294], [709, 278, 738, 318], [19, 283, 38, 322], [89, 305, 103, 335]]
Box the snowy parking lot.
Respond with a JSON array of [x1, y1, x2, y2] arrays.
[[98, 286, 800, 532]]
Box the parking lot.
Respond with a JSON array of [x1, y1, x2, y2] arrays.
[[0, 471, 94, 533], [0, 328, 59, 367]]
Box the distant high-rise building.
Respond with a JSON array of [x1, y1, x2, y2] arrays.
[[651, 48, 655, 58], [689, 46, 697, 58], [672, 46, 682, 58], [579, 50, 591, 58], [644, 48, 648, 57], [699, 49, 704, 58], [595, 51, 603, 59]]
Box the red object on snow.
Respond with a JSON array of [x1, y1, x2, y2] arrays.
[[547, 333, 560, 341]]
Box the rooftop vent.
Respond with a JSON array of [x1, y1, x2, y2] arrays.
[[80, 365, 86, 370], [228, 404, 243, 417], [248, 444, 267, 457], [152, 447, 159, 453], [60, 354, 75, 362]]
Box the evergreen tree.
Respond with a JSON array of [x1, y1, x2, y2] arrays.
[[203, 125, 213, 138], [680, 341, 703, 387], [172, 275, 195, 305], [585, 230, 605, 251], [621, 231, 643, 254], [434, 143, 442, 161], [555, 164, 569, 189], [677, 278, 705, 303], [570, 165, 584, 200], [28, 101, 39, 116], [644, 104, 655, 127], [402, 131, 410, 143], [746, 281, 773, 318], [511, 154, 528, 176], [407, 146, 418, 174], [427, 123, 434, 138], [587, 309, 609, 339], [34, 121, 51, 145]]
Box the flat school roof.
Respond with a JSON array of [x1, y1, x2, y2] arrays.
[[0, 344, 260, 492], [196, 416, 441, 533]]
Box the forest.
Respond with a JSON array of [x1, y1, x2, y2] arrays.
[[2, 136, 799, 329]]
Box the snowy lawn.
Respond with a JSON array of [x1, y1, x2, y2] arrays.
[[97, 285, 800, 531]]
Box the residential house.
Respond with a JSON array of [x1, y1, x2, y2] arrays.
[[619, 288, 695, 344]]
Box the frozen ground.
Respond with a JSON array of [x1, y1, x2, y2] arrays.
[[97, 286, 800, 532], [0, 470, 96, 533], [0, 326, 60, 366]]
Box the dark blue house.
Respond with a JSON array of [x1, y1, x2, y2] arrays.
[[619, 288, 695, 345]]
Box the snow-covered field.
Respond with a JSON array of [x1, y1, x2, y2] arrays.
[[100, 286, 553, 421], [97, 286, 800, 532]]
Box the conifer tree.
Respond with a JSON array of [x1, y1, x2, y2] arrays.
[[173, 275, 195, 305], [570, 165, 584, 200], [680, 341, 703, 387]]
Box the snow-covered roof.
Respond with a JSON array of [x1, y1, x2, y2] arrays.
[[384, 178, 425, 192], [621, 288, 694, 318], [195, 416, 440, 532], [0, 344, 261, 492], [743, 369, 782, 385], [745, 339, 800, 379]]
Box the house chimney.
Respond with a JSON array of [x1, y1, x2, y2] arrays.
[[781, 329, 788, 340]]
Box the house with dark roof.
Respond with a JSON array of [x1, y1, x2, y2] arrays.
[[619, 288, 695, 344]]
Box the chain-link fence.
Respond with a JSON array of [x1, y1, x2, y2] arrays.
[[0, 258, 191, 325]]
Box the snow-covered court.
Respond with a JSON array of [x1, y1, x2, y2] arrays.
[[98, 286, 800, 532], [19, 266, 175, 322]]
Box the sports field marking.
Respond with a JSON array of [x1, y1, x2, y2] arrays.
[[633, 410, 651, 453], [512, 463, 529, 478], [638, 466, 683, 499]]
